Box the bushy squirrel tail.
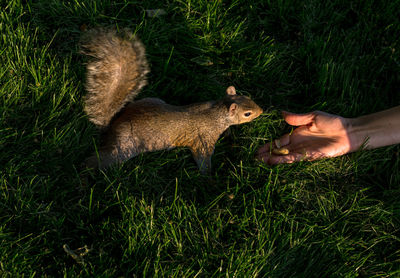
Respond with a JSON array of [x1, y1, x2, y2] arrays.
[[80, 28, 149, 128]]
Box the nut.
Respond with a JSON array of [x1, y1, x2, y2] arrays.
[[272, 147, 289, 155]]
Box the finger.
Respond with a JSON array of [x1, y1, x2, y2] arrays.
[[256, 151, 297, 165], [257, 132, 291, 157], [256, 142, 273, 156], [267, 152, 307, 165], [282, 111, 315, 127], [277, 133, 291, 147], [255, 152, 271, 164]]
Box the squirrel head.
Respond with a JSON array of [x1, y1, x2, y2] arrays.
[[224, 86, 263, 125]]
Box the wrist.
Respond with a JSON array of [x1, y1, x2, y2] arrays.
[[345, 117, 369, 152]]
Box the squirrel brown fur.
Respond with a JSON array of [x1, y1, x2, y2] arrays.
[[81, 28, 263, 174]]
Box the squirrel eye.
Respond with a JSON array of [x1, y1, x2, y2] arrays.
[[244, 112, 252, 117]]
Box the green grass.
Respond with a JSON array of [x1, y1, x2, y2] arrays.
[[1, 0, 400, 276]]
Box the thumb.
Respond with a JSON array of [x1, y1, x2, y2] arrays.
[[282, 111, 315, 126]]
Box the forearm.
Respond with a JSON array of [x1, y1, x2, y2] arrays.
[[347, 106, 400, 151]]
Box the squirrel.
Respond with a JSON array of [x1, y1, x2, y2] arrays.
[[81, 28, 263, 174]]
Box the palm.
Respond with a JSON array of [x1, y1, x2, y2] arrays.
[[257, 111, 352, 165]]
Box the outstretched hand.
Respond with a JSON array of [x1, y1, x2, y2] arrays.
[[256, 111, 353, 165]]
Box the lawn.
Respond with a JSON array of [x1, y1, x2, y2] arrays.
[[1, 0, 399, 276]]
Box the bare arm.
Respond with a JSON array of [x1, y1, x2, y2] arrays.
[[256, 106, 400, 165], [349, 105, 400, 151]]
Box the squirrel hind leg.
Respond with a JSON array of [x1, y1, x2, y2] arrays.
[[84, 147, 132, 170], [84, 154, 100, 170], [191, 150, 213, 175], [84, 152, 116, 170]]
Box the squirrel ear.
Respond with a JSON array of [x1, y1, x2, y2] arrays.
[[226, 86, 236, 96], [229, 103, 238, 117]]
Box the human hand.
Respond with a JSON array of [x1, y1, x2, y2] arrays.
[[256, 111, 353, 165]]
